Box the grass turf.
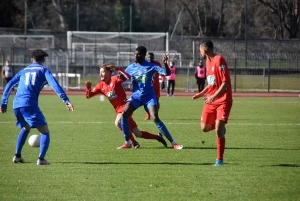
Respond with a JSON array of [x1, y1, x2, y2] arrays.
[[0, 95, 299, 201]]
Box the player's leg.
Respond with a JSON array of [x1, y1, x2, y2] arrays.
[[21, 106, 50, 165], [171, 80, 175, 96], [144, 105, 151, 120], [147, 95, 183, 149], [115, 113, 137, 147], [132, 127, 167, 147], [197, 81, 201, 92], [167, 80, 170, 96], [214, 103, 232, 166], [215, 120, 226, 166], [120, 101, 139, 148], [200, 79, 205, 91], [200, 104, 217, 132], [13, 108, 31, 163], [36, 124, 50, 165]]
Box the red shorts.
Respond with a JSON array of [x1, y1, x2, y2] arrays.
[[201, 103, 232, 124]]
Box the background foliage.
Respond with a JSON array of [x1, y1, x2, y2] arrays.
[[0, 0, 299, 39]]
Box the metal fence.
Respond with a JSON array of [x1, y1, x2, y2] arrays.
[[1, 36, 300, 92]]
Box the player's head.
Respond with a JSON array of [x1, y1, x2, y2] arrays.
[[169, 60, 174, 67], [199, 40, 214, 60], [30, 49, 48, 63], [148, 52, 154, 63], [199, 61, 203, 66], [5, 60, 10, 65], [135, 46, 147, 64], [99, 63, 112, 82]]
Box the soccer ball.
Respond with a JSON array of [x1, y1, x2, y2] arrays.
[[28, 134, 41, 147]]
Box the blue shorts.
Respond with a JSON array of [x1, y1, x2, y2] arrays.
[[14, 107, 47, 129], [128, 92, 158, 110]]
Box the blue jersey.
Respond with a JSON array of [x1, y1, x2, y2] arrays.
[[126, 61, 166, 96], [1, 62, 70, 109]]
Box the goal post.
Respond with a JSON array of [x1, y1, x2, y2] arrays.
[[0, 35, 55, 49], [67, 31, 169, 55]]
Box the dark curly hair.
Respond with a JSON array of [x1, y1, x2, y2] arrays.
[[99, 63, 112, 73], [30, 49, 48, 63], [135, 46, 147, 55]]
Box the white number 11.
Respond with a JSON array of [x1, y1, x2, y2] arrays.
[[25, 72, 37, 86]]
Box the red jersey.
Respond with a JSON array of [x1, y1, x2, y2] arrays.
[[206, 55, 232, 105], [86, 68, 130, 113], [152, 61, 161, 97]]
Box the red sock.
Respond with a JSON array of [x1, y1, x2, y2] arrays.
[[141, 131, 158, 139], [216, 137, 225, 160]]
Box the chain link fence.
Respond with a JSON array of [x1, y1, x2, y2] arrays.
[[1, 35, 299, 92]]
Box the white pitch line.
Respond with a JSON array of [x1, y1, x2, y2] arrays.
[[0, 121, 300, 126]]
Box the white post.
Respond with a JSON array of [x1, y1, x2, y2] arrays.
[[59, 49, 69, 91], [166, 32, 169, 52]]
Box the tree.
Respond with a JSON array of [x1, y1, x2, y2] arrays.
[[257, 0, 300, 38]]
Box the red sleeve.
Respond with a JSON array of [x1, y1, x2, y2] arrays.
[[161, 75, 165, 82], [116, 67, 131, 82], [154, 61, 161, 67], [86, 83, 103, 99], [216, 57, 231, 84]]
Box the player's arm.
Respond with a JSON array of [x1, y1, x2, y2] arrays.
[[44, 69, 74, 111], [205, 82, 229, 104], [107, 64, 131, 82], [1, 67, 5, 78], [0, 73, 21, 113], [85, 80, 102, 99], [192, 86, 209, 100], [162, 53, 171, 76]]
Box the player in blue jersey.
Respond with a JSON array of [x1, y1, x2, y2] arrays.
[[0, 49, 74, 165], [119, 46, 183, 149]]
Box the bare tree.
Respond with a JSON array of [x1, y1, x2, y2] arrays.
[[257, 0, 300, 38], [52, 0, 67, 31]]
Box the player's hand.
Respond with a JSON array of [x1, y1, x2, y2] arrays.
[[192, 92, 205, 100], [106, 64, 117, 72], [204, 95, 216, 104], [85, 80, 92, 88], [66, 102, 74, 112], [162, 53, 169, 64], [0, 107, 7, 113]]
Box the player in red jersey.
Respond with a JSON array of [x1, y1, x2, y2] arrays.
[[144, 52, 162, 120], [85, 64, 167, 149], [192, 40, 233, 166]]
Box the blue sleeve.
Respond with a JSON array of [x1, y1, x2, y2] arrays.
[[44, 68, 70, 104], [154, 65, 166, 75], [1, 73, 20, 107]]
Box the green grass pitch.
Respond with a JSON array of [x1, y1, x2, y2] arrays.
[[0, 94, 300, 201]]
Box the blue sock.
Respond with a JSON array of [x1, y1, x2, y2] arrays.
[[120, 118, 130, 141], [39, 133, 50, 159], [156, 120, 174, 143], [15, 129, 30, 156]]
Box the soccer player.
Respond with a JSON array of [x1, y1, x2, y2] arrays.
[[0, 49, 74, 165], [84, 64, 167, 149], [120, 46, 183, 149], [192, 40, 233, 166], [144, 52, 162, 120]]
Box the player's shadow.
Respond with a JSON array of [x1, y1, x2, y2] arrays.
[[59, 161, 215, 166], [269, 164, 300, 168], [183, 146, 300, 151]]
